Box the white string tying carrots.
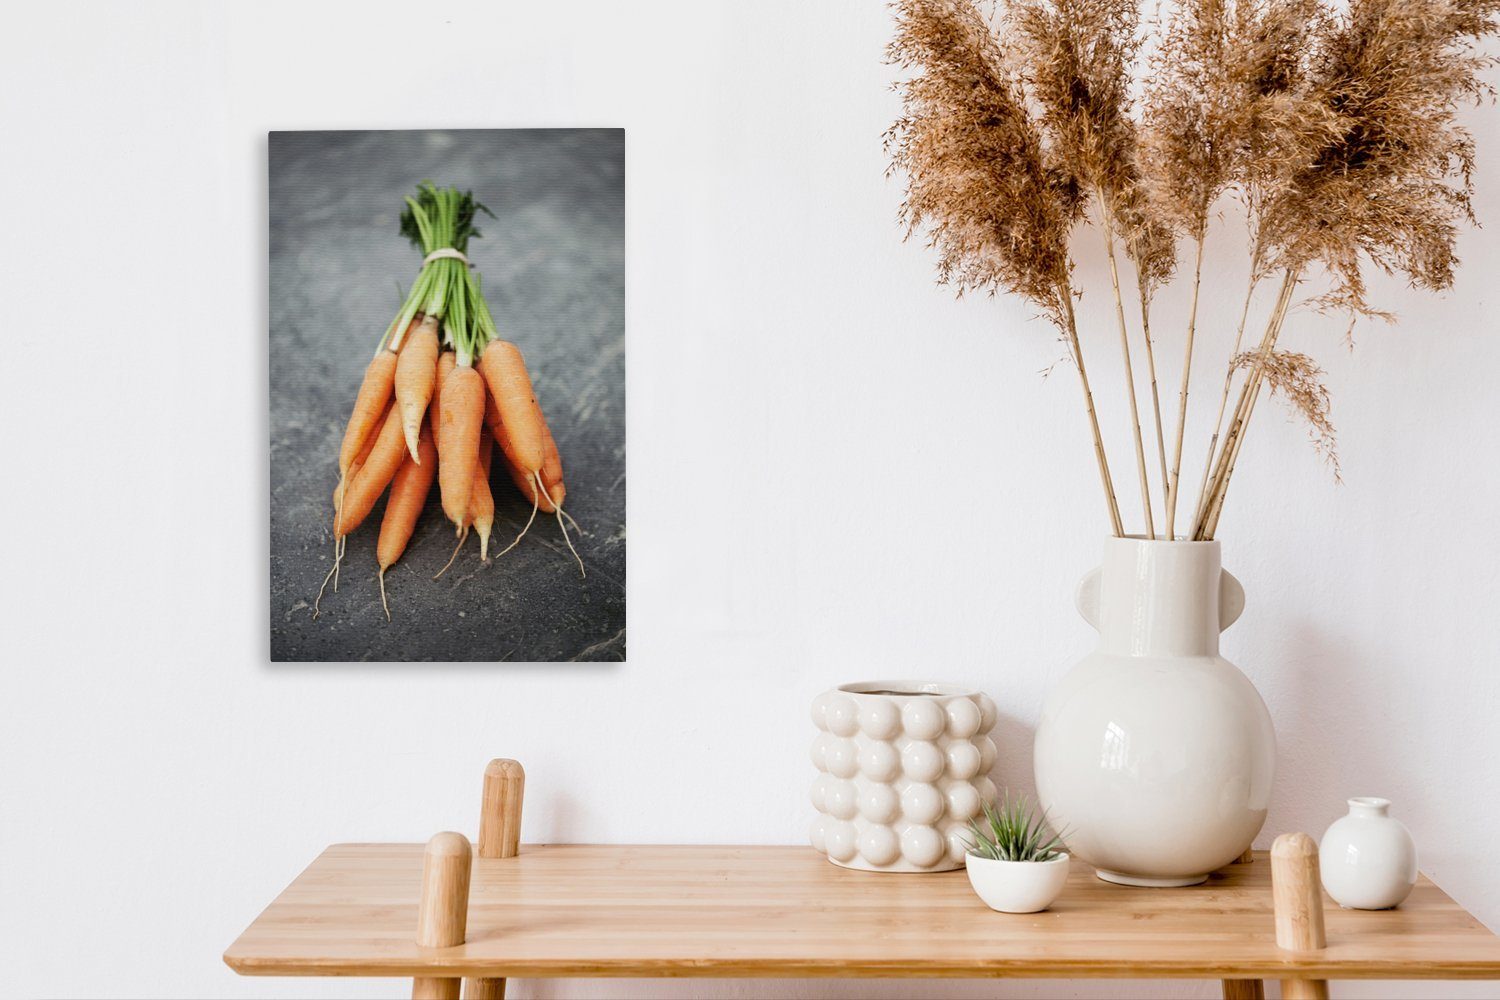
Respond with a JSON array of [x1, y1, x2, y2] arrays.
[[421, 247, 471, 268]]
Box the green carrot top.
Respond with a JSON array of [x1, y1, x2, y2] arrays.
[[383, 182, 501, 366]]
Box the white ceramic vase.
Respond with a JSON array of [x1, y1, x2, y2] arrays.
[[965, 853, 1071, 913], [1033, 538, 1276, 886], [1319, 797, 1416, 909], [810, 682, 999, 872]]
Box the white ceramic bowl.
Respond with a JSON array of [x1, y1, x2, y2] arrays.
[[964, 853, 1070, 913]]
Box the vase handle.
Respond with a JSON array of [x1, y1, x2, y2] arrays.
[[1219, 570, 1245, 631], [1075, 568, 1103, 630], [1075, 567, 1246, 632]]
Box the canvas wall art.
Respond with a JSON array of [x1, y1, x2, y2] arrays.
[[269, 129, 624, 661]]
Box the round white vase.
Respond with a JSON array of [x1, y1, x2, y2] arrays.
[[810, 682, 999, 872], [1033, 538, 1276, 887], [1319, 797, 1416, 909]]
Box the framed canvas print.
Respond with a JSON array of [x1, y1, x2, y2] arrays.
[[269, 129, 624, 662]]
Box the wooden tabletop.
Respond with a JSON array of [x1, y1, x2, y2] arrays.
[[223, 843, 1500, 980]]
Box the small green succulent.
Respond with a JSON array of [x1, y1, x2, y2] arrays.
[[965, 792, 1067, 863]]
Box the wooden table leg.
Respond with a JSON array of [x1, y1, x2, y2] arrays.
[[412, 832, 472, 1000], [1272, 832, 1330, 1000], [464, 977, 505, 999], [1220, 980, 1264, 999], [465, 759, 525, 1000]]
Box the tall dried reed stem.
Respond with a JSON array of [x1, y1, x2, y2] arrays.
[[1138, 290, 1172, 507], [1193, 267, 1298, 537], [1165, 235, 1206, 540], [1059, 271, 1126, 535], [1191, 260, 1262, 526], [1201, 375, 1266, 537], [1098, 199, 1156, 537], [1194, 276, 1291, 537]]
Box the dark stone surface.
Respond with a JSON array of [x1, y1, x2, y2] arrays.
[[269, 130, 625, 662]]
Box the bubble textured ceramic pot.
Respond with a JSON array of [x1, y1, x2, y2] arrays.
[[810, 682, 999, 872], [1033, 538, 1276, 887]]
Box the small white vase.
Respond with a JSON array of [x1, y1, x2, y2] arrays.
[[810, 682, 999, 872], [965, 853, 1071, 913], [1319, 797, 1417, 909], [1033, 537, 1276, 886]]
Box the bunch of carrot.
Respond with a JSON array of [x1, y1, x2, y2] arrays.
[[316, 182, 582, 620]]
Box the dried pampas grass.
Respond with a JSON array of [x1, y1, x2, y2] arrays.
[[1232, 348, 1340, 477], [886, 0, 1078, 315], [888, 0, 1126, 532], [887, 0, 1496, 538]]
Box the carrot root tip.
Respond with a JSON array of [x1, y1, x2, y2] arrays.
[[379, 568, 391, 622], [331, 532, 348, 593], [433, 527, 469, 580], [541, 473, 585, 578], [313, 561, 337, 620], [496, 486, 540, 560], [554, 508, 585, 579]]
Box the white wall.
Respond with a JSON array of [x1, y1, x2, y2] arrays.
[[3, 1, 1497, 998]]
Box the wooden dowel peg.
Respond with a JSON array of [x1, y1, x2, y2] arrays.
[[1272, 833, 1326, 950], [1237, 846, 1256, 864], [466, 759, 526, 999], [478, 759, 525, 859], [1221, 980, 1264, 1000], [413, 831, 472, 1000], [1272, 832, 1329, 1000]]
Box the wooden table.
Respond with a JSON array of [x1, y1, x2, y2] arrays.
[[223, 761, 1500, 999]]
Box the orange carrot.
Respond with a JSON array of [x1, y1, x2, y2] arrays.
[[395, 317, 440, 461], [377, 420, 438, 569], [437, 365, 484, 525], [432, 417, 489, 580], [484, 390, 544, 504], [321, 333, 406, 614], [483, 382, 504, 445], [535, 413, 582, 575], [336, 406, 407, 538], [334, 404, 386, 509], [495, 419, 558, 513], [374, 418, 438, 619], [477, 341, 544, 472], [432, 350, 456, 452], [338, 347, 399, 477], [472, 433, 495, 560], [484, 373, 565, 510], [477, 354, 581, 572], [540, 416, 566, 508]]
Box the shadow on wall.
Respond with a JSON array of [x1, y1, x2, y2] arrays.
[[992, 709, 1038, 800], [1263, 620, 1414, 845]]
